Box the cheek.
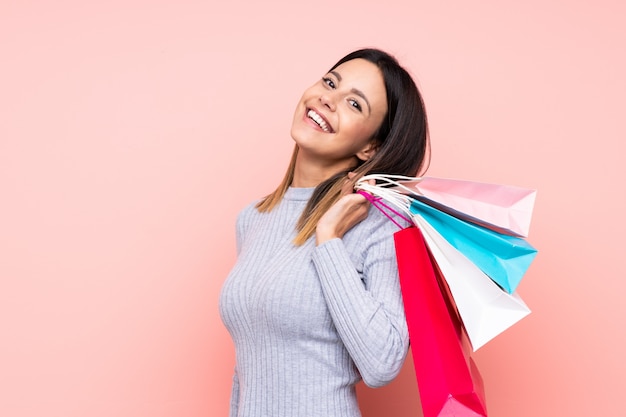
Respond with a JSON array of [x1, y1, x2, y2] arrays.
[[300, 85, 319, 102], [344, 117, 379, 142]]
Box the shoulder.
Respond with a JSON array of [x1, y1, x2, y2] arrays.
[[237, 199, 262, 221], [235, 199, 263, 235]]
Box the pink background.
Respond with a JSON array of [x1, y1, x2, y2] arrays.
[[1, 1, 624, 416]]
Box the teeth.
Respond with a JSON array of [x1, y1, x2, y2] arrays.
[[307, 110, 330, 132]]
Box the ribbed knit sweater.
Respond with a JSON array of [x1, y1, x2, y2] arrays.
[[219, 187, 410, 417]]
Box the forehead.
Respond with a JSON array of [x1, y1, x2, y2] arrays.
[[332, 59, 384, 88]]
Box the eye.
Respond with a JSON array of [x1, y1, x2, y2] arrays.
[[322, 77, 336, 89], [348, 99, 362, 112]]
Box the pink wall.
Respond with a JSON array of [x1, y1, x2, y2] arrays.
[[1, 1, 624, 416]]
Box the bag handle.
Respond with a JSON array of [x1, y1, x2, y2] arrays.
[[355, 176, 416, 217], [357, 190, 412, 230], [356, 174, 425, 196]]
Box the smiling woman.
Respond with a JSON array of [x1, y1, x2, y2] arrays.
[[218, 48, 429, 417]]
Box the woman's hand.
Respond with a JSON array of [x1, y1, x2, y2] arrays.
[[315, 173, 373, 245]]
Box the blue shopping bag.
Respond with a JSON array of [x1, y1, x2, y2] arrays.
[[409, 198, 537, 293]]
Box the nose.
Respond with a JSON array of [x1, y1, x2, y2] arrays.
[[319, 92, 337, 112]]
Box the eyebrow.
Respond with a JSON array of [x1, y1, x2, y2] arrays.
[[330, 70, 372, 114]]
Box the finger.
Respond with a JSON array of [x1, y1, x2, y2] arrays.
[[340, 180, 353, 196], [341, 173, 358, 196]]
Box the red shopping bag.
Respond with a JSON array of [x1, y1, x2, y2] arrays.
[[394, 227, 488, 417]]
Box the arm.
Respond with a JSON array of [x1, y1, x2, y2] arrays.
[[228, 368, 239, 417], [229, 209, 248, 416], [313, 197, 409, 387]]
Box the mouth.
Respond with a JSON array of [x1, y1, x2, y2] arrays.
[[306, 108, 334, 133]]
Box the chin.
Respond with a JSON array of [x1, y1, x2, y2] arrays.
[[290, 117, 313, 145]]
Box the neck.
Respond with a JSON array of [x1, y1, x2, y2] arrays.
[[291, 152, 358, 188]]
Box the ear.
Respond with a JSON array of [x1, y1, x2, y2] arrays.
[[356, 140, 378, 162]]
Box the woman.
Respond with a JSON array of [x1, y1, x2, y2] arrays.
[[219, 48, 429, 417]]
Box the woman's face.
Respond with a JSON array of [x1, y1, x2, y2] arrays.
[[291, 58, 388, 169]]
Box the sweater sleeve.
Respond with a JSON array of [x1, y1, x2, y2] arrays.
[[310, 217, 409, 388], [228, 368, 239, 417], [235, 206, 249, 256], [234, 200, 260, 255]]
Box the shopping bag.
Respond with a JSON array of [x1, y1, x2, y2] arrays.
[[412, 214, 531, 351], [410, 198, 537, 294], [390, 176, 536, 237], [394, 226, 488, 417]]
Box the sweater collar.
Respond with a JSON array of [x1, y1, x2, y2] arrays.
[[284, 186, 315, 201]]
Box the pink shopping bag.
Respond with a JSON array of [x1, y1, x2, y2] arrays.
[[395, 177, 536, 237]]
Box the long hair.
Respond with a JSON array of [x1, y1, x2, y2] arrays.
[[256, 48, 430, 245]]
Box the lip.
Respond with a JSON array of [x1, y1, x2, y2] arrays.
[[305, 107, 335, 133]]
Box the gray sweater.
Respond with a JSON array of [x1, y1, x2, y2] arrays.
[[219, 187, 410, 417]]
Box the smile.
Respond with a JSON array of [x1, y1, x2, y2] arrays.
[[307, 109, 334, 133]]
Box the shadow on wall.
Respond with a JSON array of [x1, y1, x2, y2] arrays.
[[357, 351, 422, 417]]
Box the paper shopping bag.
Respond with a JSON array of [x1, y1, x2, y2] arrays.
[[395, 176, 536, 237], [410, 198, 537, 294], [394, 227, 488, 417], [412, 215, 531, 351]]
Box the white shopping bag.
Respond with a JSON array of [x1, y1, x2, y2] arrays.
[[412, 214, 531, 351]]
